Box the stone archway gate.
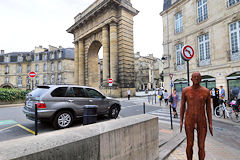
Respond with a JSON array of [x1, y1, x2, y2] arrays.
[[67, 0, 138, 97]]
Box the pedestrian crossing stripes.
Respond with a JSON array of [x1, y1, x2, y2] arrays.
[[148, 108, 180, 125]]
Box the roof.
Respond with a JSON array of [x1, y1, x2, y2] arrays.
[[0, 48, 74, 63]]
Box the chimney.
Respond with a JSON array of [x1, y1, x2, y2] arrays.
[[1, 50, 4, 54]]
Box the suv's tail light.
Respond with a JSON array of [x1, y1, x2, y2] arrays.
[[35, 102, 46, 109]]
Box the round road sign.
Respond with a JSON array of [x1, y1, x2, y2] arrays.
[[28, 71, 36, 78], [181, 45, 194, 61], [108, 78, 113, 83]]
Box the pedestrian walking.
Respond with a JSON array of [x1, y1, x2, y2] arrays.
[[220, 85, 225, 100], [158, 89, 163, 106], [127, 89, 131, 100], [169, 88, 178, 118], [163, 90, 169, 105]]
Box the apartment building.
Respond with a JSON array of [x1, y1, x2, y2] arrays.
[[0, 46, 74, 89], [134, 52, 163, 91], [161, 0, 240, 98]]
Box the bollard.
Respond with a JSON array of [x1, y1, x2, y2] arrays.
[[155, 93, 156, 104], [169, 104, 173, 130], [148, 95, 150, 104], [152, 95, 153, 105], [143, 102, 145, 114], [35, 104, 38, 135]]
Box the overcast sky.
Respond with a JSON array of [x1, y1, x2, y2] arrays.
[[0, 0, 163, 58]]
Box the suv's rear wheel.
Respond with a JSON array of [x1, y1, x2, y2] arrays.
[[109, 104, 120, 119], [53, 111, 73, 129]]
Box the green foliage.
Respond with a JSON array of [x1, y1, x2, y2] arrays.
[[0, 88, 30, 102]]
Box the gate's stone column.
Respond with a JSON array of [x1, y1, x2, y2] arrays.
[[102, 25, 110, 84], [74, 42, 79, 84], [110, 22, 118, 84], [78, 40, 85, 85]]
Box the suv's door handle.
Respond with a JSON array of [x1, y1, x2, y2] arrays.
[[89, 100, 93, 102], [68, 99, 74, 103]]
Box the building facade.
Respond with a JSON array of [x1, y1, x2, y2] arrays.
[[0, 46, 74, 89], [161, 0, 240, 99], [134, 52, 163, 91]]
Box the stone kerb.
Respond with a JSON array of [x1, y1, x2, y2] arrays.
[[0, 114, 159, 160]]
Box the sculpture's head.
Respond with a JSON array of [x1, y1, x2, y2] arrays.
[[191, 72, 202, 85]]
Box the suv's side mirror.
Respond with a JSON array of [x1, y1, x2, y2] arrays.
[[102, 96, 106, 99]]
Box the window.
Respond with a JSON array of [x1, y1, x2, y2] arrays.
[[18, 55, 22, 62], [35, 76, 39, 85], [57, 74, 62, 84], [228, 0, 240, 7], [85, 88, 104, 98], [5, 77, 9, 83], [51, 62, 55, 71], [5, 56, 9, 62], [36, 54, 39, 61], [73, 87, 86, 97], [58, 52, 62, 58], [58, 62, 61, 71], [30, 86, 50, 97], [5, 65, 9, 73], [197, 0, 208, 23], [198, 33, 210, 66], [51, 53, 54, 59], [18, 65, 22, 73], [175, 12, 183, 33], [51, 87, 68, 97], [27, 76, 30, 85], [43, 75, 47, 84], [176, 43, 184, 68], [44, 54, 47, 60], [43, 63, 47, 72], [51, 74, 55, 84], [229, 21, 240, 60], [35, 64, 39, 72], [27, 55, 31, 61], [18, 76, 22, 86], [27, 65, 31, 73]]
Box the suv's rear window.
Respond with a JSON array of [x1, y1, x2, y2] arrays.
[[30, 88, 49, 97], [51, 87, 68, 97]]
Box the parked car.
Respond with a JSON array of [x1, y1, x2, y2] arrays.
[[22, 85, 121, 129]]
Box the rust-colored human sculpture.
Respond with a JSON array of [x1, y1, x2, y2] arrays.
[[180, 72, 213, 160]]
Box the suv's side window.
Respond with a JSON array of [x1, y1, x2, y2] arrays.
[[65, 87, 75, 97], [51, 87, 68, 97], [85, 88, 103, 98], [73, 87, 86, 97]]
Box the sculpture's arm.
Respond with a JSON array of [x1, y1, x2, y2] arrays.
[[180, 89, 186, 132], [206, 90, 213, 136]]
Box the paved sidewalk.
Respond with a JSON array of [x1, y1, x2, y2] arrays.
[[168, 132, 240, 160], [0, 103, 24, 108]]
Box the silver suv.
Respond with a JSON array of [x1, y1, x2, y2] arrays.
[[22, 85, 121, 129]]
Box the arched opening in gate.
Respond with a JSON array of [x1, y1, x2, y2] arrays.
[[88, 40, 103, 89]]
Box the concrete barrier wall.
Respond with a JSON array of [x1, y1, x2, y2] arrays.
[[0, 114, 159, 160]]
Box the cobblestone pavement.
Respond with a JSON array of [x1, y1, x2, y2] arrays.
[[168, 132, 240, 160]]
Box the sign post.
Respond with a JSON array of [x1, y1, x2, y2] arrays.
[[169, 73, 173, 130], [108, 78, 113, 97], [28, 71, 36, 90], [181, 45, 194, 86]]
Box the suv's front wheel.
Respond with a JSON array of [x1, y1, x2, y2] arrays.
[[53, 110, 73, 129], [109, 104, 120, 119]]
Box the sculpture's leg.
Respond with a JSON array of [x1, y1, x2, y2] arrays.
[[185, 125, 194, 160], [197, 125, 207, 160]]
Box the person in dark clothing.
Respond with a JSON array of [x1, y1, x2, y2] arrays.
[[210, 87, 219, 112]]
